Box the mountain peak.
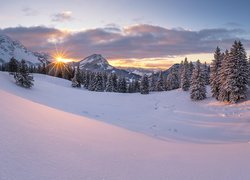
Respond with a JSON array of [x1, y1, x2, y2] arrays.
[[0, 34, 50, 65]]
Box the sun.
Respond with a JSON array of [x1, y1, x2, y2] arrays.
[[52, 46, 75, 63], [55, 55, 72, 63]]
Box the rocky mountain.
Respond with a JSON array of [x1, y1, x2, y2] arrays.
[[0, 34, 50, 65], [79, 54, 141, 79]]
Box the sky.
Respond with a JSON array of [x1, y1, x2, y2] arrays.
[[0, 0, 250, 69]]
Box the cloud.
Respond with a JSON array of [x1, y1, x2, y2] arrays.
[[0, 24, 249, 61], [51, 11, 73, 22], [22, 7, 39, 16]]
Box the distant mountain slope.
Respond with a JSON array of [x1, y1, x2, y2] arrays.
[[79, 54, 141, 79], [0, 34, 50, 65]]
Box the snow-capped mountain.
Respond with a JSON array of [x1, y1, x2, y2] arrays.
[[79, 54, 141, 79], [0, 34, 50, 65], [79, 54, 113, 71], [124, 67, 157, 76]]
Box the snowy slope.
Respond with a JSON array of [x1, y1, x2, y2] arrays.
[[0, 72, 250, 179], [0, 34, 50, 65]]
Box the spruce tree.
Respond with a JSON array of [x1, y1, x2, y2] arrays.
[[218, 50, 230, 102], [166, 68, 179, 90], [94, 72, 104, 92], [71, 66, 81, 88], [106, 74, 113, 92], [111, 73, 118, 92], [8, 57, 18, 75], [156, 71, 165, 91], [223, 41, 248, 103], [210, 47, 222, 99], [149, 74, 157, 91], [14, 59, 34, 88], [140, 74, 149, 94], [190, 60, 206, 100], [118, 77, 127, 93], [180, 58, 190, 91], [204, 62, 210, 85], [134, 80, 140, 93]]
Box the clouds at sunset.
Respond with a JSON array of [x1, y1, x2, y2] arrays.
[[1, 24, 249, 64]]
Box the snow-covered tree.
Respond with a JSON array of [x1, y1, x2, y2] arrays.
[[71, 66, 81, 88], [140, 74, 149, 94], [156, 71, 165, 91], [204, 62, 210, 85], [111, 73, 118, 92], [94, 72, 104, 92], [149, 74, 157, 91], [210, 47, 222, 100], [134, 80, 140, 93], [14, 59, 34, 88], [218, 50, 230, 101], [180, 58, 190, 91], [166, 68, 179, 91], [8, 57, 18, 74], [222, 41, 248, 103], [118, 77, 127, 93], [190, 60, 206, 100]]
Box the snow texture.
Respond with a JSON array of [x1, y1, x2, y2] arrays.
[[0, 72, 250, 180]]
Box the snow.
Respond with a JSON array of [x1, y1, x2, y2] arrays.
[[0, 72, 250, 179], [0, 35, 44, 64]]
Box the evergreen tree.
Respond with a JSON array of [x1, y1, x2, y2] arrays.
[[14, 59, 34, 88], [127, 81, 134, 93], [140, 74, 149, 94], [204, 62, 210, 85], [102, 72, 108, 90], [222, 41, 248, 103], [190, 60, 206, 100], [156, 71, 165, 91], [88, 72, 96, 91], [118, 77, 127, 93], [149, 74, 157, 91], [71, 66, 81, 88], [166, 68, 179, 90], [111, 73, 118, 92], [105, 74, 113, 92], [8, 57, 18, 74], [218, 50, 230, 101], [180, 58, 190, 91], [134, 80, 140, 93], [210, 47, 223, 100], [94, 72, 104, 92], [188, 61, 194, 80]]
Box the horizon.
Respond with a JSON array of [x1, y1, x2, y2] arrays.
[[1, 0, 250, 69]]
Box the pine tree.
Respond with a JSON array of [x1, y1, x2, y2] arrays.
[[8, 57, 18, 75], [118, 77, 127, 93], [106, 74, 113, 92], [180, 58, 190, 91], [111, 73, 118, 92], [166, 68, 179, 90], [204, 62, 210, 85], [88, 72, 96, 91], [71, 66, 81, 88], [222, 41, 248, 103], [94, 72, 104, 92], [127, 81, 134, 93], [149, 74, 157, 91], [156, 71, 165, 91], [134, 80, 140, 93], [217, 50, 229, 101], [14, 59, 34, 88], [190, 60, 206, 100], [140, 74, 149, 94], [210, 47, 222, 100]]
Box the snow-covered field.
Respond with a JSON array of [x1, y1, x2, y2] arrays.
[[1, 72, 250, 180]]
